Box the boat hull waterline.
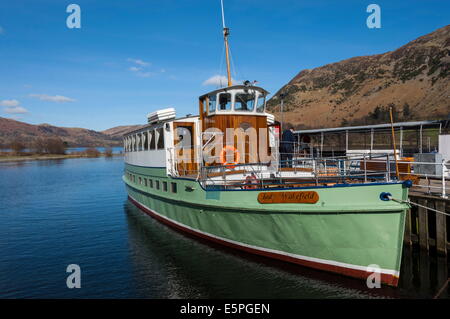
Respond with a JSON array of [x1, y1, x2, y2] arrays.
[[124, 167, 408, 286]]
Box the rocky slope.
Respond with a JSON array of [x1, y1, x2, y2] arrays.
[[267, 24, 450, 129], [0, 117, 124, 147]]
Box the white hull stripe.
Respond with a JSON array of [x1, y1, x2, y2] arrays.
[[129, 194, 400, 278]]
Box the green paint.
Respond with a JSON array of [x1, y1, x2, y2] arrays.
[[124, 164, 408, 277]]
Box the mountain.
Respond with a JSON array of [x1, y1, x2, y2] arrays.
[[0, 117, 128, 147], [267, 25, 450, 129], [101, 125, 146, 138]]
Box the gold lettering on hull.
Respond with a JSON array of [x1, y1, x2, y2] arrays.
[[257, 191, 319, 204]]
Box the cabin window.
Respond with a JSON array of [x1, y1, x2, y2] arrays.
[[156, 180, 160, 190], [235, 92, 255, 112], [144, 178, 148, 187], [133, 175, 136, 183], [163, 181, 168, 192], [139, 177, 142, 184], [157, 128, 165, 149], [144, 131, 149, 150], [135, 134, 140, 151], [256, 95, 265, 113], [171, 182, 177, 193], [208, 95, 217, 113], [149, 179, 153, 188], [218, 93, 231, 111], [149, 130, 156, 150]]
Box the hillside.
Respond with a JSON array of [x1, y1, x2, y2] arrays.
[[101, 125, 146, 138], [267, 24, 450, 129], [0, 117, 123, 147]]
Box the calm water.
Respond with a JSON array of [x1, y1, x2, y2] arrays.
[[0, 157, 448, 299]]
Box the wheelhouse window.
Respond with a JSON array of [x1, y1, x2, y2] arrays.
[[234, 92, 255, 112], [256, 94, 266, 113], [208, 94, 216, 114], [218, 93, 231, 111]]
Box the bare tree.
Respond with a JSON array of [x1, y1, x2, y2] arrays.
[[10, 139, 26, 154], [32, 137, 46, 154], [104, 147, 113, 157], [84, 147, 100, 157], [45, 138, 66, 154]]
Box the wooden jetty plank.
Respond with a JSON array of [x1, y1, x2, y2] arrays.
[[418, 199, 429, 251], [404, 209, 412, 246], [435, 201, 447, 256]]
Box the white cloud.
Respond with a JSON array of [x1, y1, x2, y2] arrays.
[[127, 58, 150, 67], [202, 75, 238, 87], [0, 99, 20, 107], [129, 66, 141, 72], [4, 106, 28, 114], [136, 72, 155, 78], [29, 94, 76, 103]]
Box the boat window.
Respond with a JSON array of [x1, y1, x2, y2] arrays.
[[157, 128, 165, 149], [136, 134, 141, 151], [235, 92, 255, 112], [163, 181, 168, 192], [149, 179, 153, 188], [139, 177, 142, 184], [218, 93, 231, 111], [143, 131, 149, 150], [171, 182, 177, 193], [156, 180, 160, 190], [144, 178, 148, 187], [256, 94, 266, 113], [149, 130, 156, 150], [208, 95, 217, 113]]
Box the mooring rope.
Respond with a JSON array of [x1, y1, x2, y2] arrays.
[[388, 195, 450, 217]]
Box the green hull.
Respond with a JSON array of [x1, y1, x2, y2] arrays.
[[124, 164, 409, 286]]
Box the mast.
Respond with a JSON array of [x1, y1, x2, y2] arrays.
[[221, 0, 232, 87]]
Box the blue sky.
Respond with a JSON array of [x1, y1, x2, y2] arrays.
[[0, 0, 449, 131]]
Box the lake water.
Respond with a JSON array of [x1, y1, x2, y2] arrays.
[[0, 157, 448, 298]]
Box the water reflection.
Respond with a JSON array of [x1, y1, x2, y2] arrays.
[[124, 200, 448, 299]]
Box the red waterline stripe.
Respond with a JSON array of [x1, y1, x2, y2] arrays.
[[128, 196, 399, 287]]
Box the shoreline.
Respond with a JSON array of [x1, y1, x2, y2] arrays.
[[0, 153, 123, 163]]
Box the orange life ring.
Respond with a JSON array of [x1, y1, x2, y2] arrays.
[[244, 174, 258, 189], [220, 145, 240, 168]]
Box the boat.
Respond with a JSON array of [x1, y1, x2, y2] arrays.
[[122, 1, 410, 287]]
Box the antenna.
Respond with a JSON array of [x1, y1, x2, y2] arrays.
[[220, 0, 226, 28], [220, 0, 232, 87]]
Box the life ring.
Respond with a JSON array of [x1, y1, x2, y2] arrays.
[[220, 145, 240, 168], [244, 174, 258, 189]]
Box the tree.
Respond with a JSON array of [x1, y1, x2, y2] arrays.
[[104, 147, 113, 158], [32, 137, 47, 154], [10, 139, 26, 154], [45, 138, 66, 154]]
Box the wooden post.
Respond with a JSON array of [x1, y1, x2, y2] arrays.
[[435, 201, 447, 255], [404, 209, 412, 246], [418, 199, 429, 251]]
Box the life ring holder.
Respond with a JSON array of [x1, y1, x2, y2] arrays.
[[220, 145, 240, 169]]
